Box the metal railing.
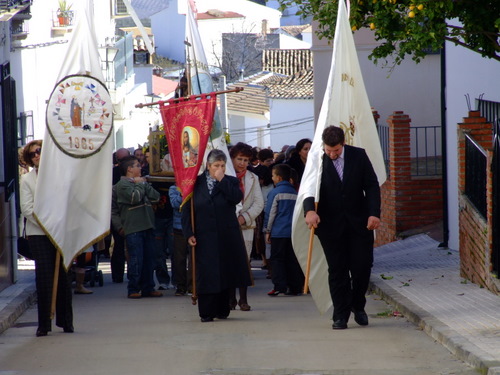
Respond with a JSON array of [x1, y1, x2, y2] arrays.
[[476, 98, 500, 125], [465, 134, 487, 218], [52, 10, 75, 28], [376, 123, 442, 177], [410, 125, 442, 177]]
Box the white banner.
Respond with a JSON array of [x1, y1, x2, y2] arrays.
[[34, 0, 113, 269], [185, 0, 235, 176], [292, 0, 387, 314]]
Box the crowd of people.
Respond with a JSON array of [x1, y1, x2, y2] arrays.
[[20, 128, 381, 332]]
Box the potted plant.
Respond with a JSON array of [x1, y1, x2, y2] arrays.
[[57, 0, 72, 26]]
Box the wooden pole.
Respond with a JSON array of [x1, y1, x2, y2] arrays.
[[303, 202, 318, 294], [135, 87, 244, 109], [190, 199, 197, 305], [50, 252, 61, 319]]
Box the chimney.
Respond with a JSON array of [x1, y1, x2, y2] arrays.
[[261, 19, 268, 35]]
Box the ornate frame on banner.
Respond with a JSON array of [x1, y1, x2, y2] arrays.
[[46, 74, 113, 158]]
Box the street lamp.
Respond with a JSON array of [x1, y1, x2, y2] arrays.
[[98, 45, 119, 88], [143, 93, 161, 115]]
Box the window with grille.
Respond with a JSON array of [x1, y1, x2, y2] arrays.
[[115, 0, 128, 15]]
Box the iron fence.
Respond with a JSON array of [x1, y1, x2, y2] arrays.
[[476, 98, 500, 125], [410, 125, 442, 177], [465, 134, 487, 218], [376, 123, 442, 177], [493, 119, 500, 275]]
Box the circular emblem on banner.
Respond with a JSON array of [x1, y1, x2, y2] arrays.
[[46, 74, 113, 158]]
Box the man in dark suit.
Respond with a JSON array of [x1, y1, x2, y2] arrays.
[[304, 126, 381, 330]]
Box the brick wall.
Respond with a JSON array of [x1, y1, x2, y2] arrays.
[[457, 111, 499, 294], [375, 111, 443, 247]]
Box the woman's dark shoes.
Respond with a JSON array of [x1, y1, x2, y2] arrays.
[[216, 315, 228, 320], [332, 319, 348, 330], [229, 299, 237, 310], [63, 325, 74, 333], [200, 317, 214, 322], [352, 309, 369, 326], [36, 329, 48, 337], [238, 301, 251, 311]]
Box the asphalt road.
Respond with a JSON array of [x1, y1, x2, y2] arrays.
[[0, 260, 477, 375]]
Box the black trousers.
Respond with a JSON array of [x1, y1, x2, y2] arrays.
[[318, 226, 374, 321], [111, 225, 126, 282], [270, 237, 304, 293], [29, 235, 73, 331], [172, 229, 192, 292], [197, 288, 231, 320]]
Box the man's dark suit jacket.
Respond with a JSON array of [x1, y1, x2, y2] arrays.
[[303, 144, 381, 240]]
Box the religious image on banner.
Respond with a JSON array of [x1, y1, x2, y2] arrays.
[[160, 94, 216, 204], [46, 74, 113, 158], [181, 126, 199, 168]]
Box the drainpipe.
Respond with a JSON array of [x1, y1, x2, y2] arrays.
[[439, 42, 449, 248]]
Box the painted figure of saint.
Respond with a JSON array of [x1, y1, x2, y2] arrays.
[[182, 129, 198, 168]]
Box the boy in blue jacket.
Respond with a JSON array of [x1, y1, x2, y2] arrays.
[[264, 164, 304, 296]]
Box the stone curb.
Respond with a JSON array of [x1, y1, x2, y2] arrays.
[[370, 278, 500, 375], [0, 286, 37, 335]]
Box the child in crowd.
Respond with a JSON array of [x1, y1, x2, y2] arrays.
[[115, 156, 163, 299], [264, 164, 304, 296]]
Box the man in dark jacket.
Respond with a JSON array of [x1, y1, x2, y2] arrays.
[[304, 126, 381, 330]]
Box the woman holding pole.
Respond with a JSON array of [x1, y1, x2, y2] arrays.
[[20, 140, 73, 337], [181, 149, 252, 322]]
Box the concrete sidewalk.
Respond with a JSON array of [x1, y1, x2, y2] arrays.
[[371, 234, 500, 375], [1, 234, 499, 374]]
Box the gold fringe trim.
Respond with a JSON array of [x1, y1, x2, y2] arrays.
[[34, 212, 110, 272]]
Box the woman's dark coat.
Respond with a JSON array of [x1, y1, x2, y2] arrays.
[[181, 173, 252, 294]]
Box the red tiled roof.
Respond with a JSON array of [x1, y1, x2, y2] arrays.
[[153, 76, 178, 96], [197, 10, 245, 20]]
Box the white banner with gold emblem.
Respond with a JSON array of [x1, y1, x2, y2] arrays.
[[291, 0, 386, 314], [34, 0, 113, 269]]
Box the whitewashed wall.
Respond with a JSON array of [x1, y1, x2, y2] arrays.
[[445, 41, 500, 250], [11, 0, 117, 140], [268, 98, 314, 151]]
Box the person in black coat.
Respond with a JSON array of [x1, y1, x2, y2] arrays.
[[182, 149, 252, 322], [304, 126, 381, 330], [286, 138, 311, 185]]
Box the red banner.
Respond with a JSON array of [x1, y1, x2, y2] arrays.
[[159, 94, 216, 204]]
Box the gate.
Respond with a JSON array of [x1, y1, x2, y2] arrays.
[[493, 119, 499, 276], [477, 98, 500, 276]]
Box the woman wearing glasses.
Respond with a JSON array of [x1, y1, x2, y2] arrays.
[[20, 140, 74, 337]]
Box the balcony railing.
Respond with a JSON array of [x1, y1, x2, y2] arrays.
[[52, 9, 75, 28]]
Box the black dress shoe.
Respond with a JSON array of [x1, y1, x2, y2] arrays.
[[352, 309, 369, 326], [216, 315, 228, 320], [36, 329, 48, 337], [200, 317, 214, 322], [332, 319, 348, 330], [63, 325, 74, 333]]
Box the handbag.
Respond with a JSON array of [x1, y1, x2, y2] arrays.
[[17, 218, 33, 260]]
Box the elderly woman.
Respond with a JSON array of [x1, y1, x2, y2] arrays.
[[20, 140, 73, 337], [229, 142, 264, 311], [182, 149, 252, 322]]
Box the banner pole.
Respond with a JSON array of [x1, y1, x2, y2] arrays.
[[190, 199, 197, 305], [303, 202, 318, 294], [50, 252, 61, 319], [135, 87, 244, 109]]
